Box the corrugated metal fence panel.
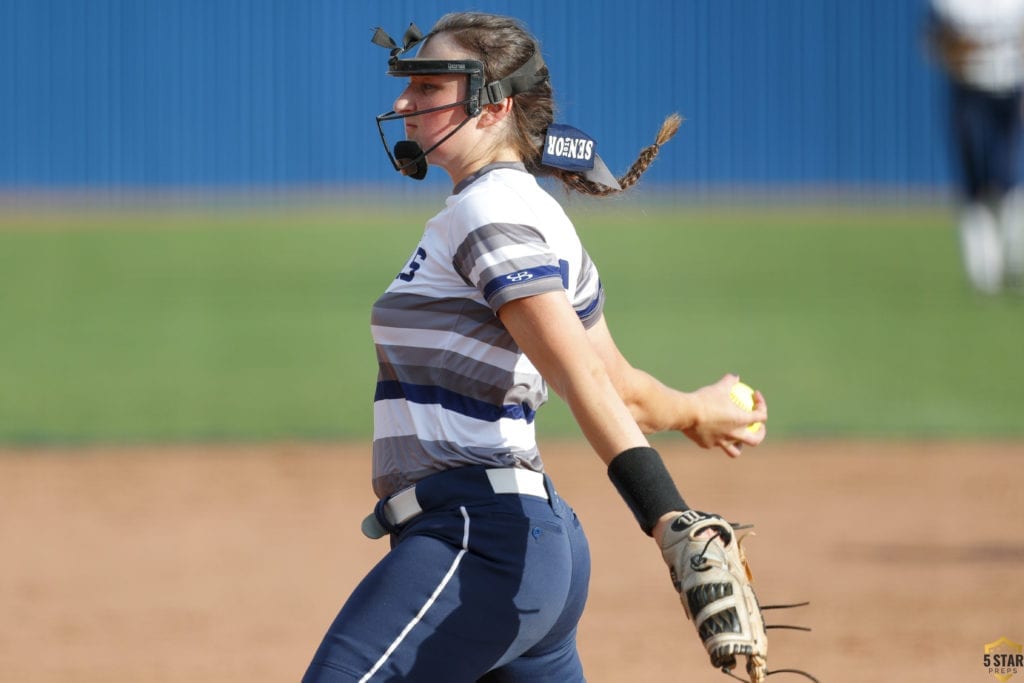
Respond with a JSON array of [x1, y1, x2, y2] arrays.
[[0, 0, 950, 191]]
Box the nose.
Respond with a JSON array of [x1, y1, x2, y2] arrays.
[[393, 85, 415, 114]]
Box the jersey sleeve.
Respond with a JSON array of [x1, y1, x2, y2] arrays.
[[452, 221, 569, 312], [448, 176, 605, 327], [574, 247, 605, 329]]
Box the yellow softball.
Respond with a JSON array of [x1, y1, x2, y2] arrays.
[[729, 381, 763, 433]]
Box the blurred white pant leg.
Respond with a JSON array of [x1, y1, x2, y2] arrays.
[[959, 201, 1004, 293]]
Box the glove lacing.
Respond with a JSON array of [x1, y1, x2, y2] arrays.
[[694, 527, 820, 683]]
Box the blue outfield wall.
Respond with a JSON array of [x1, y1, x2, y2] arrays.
[[0, 0, 957, 194]]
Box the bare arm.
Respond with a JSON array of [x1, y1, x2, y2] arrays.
[[498, 292, 648, 465], [499, 291, 687, 542], [585, 314, 767, 458], [498, 293, 764, 542]]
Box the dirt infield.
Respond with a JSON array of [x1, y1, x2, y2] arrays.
[[1, 439, 1021, 683]]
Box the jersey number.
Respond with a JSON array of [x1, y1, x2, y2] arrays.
[[397, 247, 427, 282]]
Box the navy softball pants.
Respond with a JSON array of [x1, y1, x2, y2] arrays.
[[950, 82, 1024, 201], [303, 466, 591, 683]]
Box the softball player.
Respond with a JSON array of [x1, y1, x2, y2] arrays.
[[303, 12, 767, 682], [927, 0, 1024, 292]]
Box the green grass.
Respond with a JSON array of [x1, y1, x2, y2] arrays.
[[2, 200, 1022, 444], [572, 204, 1024, 439]]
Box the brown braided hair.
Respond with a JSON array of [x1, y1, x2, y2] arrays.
[[429, 12, 681, 196]]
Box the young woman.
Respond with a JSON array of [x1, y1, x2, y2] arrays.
[[304, 12, 767, 682]]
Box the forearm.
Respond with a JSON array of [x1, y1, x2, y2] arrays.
[[618, 368, 701, 434], [555, 357, 650, 465], [498, 293, 648, 463], [499, 295, 694, 534], [587, 316, 764, 457], [585, 315, 700, 434]]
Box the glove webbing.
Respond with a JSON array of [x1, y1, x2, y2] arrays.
[[719, 600, 819, 683], [686, 525, 820, 683]]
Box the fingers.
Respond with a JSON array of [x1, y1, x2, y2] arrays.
[[718, 372, 741, 389], [720, 440, 744, 458], [734, 425, 766, 450], [722, 403, 769, 457], [738, 383, 767, 441], [689, 374, 769, 456], [751, 389, 768, 422]]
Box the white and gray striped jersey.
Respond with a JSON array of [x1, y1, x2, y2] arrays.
[[370, 163, 605, 498]]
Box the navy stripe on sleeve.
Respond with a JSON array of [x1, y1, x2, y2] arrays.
[[482, 264, 564, 302]]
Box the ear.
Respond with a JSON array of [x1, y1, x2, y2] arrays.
[[478, 97, 515, 129]]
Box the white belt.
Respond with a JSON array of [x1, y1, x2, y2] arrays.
[[385, 467, 548, 525], [361, 468, 549, 539]]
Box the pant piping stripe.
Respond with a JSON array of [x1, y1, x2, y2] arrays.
[[358, 505, 471, 683]]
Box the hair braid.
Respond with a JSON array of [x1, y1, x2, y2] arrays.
[[432, 12, 681, 198], [554, 113, 682, 197], [619, 113, 683, 189]]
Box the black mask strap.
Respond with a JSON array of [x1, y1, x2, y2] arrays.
[[479, 52, 546, 107]]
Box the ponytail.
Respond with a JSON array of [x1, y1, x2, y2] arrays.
[[550, 113, 683, 197], [431, 12, 681, 198]]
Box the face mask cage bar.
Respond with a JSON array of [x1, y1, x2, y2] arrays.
[[373, 58, 486, 177], [374, 102, 476, 178], [372, 23, 546, 179]]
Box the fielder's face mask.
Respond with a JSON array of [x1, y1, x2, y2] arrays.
[[372, 23, 545, 180]]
